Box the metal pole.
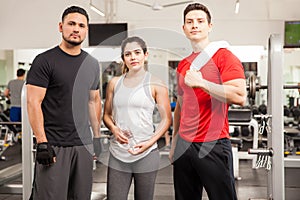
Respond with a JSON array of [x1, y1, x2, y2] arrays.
[[267, 34, 285, 199], [21, 83, 34, 200]]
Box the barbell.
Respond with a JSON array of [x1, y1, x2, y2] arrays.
[[247, 74, 300, 100]]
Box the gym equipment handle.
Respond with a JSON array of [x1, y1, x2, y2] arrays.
[[248, 148, 274, 157]]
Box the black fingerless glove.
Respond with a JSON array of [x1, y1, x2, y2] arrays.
[[36, 142, 56, 165], [93, 138, 101, 158]]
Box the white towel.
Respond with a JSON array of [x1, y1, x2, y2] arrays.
[[190, 40, 230, 71]]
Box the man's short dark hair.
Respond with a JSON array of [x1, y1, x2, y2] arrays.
[[17, 68, 26, 77], [62, 6, 89, 23], [183, 3, 211, 24]]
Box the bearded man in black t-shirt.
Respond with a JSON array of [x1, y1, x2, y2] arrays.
[[26, 6, 101, 200]]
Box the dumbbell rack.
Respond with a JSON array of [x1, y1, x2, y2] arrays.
[[230, 118, 259, 179]]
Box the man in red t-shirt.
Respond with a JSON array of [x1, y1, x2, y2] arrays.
[[169, 3, 247, 200]]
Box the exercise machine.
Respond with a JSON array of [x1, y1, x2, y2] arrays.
[[0, 110, 23, 194], [247, 34, 285, 200]]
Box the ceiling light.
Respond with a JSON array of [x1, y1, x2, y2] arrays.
[[127, 0, 194, 11], [90, 0, 105, 17], [235, 0, 240, 14]]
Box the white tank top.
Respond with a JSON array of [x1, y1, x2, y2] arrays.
[[109, 72, 157, 163]]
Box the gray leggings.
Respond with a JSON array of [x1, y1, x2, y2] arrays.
[[107, 149, 159, 200]]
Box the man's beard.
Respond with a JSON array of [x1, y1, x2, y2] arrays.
[[63, 35, 83, 46]]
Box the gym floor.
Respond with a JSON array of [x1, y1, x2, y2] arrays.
[[1, 140, 300, 200]]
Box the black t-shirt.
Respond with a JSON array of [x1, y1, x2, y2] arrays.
[[26, 46, 100, 146]]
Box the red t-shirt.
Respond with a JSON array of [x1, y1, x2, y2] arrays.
[[177, 48, 245, 142]]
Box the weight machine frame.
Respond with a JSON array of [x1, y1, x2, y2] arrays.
[[266, 34, 284, 199], [230, 118, 259, 179], [21, 84, 34, 200]]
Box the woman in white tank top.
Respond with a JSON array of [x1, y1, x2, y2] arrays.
[[103, 36, 172, 200]]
